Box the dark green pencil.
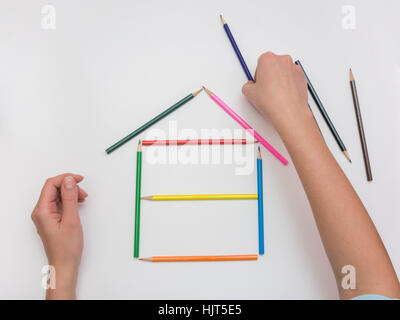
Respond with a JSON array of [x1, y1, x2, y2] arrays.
[[134, 140, 142, 258], [295, 60, 352, 162], [106, 89, 202, 154]]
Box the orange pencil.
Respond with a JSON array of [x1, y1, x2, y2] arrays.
[[139, 254, 258, 262]]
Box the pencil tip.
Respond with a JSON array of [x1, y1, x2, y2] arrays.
[[193, 88, 203, 96], [349, 68, 355, 81], [219, 14, 226, 25], [343, 150, 351, 162], [202, 86, 212, 96], [257, 145, 262, 159], [139, 257, 152, 262]]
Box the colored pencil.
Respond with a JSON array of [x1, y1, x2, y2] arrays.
[[257, 146, 264, 255], [141, 194, 258, 201], [142, 138, 258, 146], [203, 86, 288, 165], [134, 141, 142, 258], [105, 89, 202, 154], [220, 15, 254, 81], [350, 69, 372, 181], [139, 254, 258, 262], [295, 60, 352, 162]]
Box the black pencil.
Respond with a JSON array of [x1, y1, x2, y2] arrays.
[[350, 69, 372, 181], [295, 60, 352, 163]]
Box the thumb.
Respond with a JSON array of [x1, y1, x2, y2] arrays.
[[242, 81, 257, 104], [61, 176, 79, 221]]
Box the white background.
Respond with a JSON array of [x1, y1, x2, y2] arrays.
[[0, 0, 399, 299]]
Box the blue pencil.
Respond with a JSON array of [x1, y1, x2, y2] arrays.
[[257, 146, 265, 254], [220, 15, 254, 81]]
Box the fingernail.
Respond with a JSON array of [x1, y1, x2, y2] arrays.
[[65, 176, 76, 190]]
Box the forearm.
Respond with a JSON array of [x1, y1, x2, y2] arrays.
[[277, 106, 400, 299]]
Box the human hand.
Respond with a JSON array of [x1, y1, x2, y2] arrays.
[[31, 173, 88, 299], [242, 52, 311, 134]]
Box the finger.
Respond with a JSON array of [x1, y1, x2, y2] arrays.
[[39, 173, 84, 204], [61, 176, 79, 222], [242, 81, 256, 103], [78, 187, 88, 202]]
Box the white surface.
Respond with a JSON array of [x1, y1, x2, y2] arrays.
[[0, 0, 399, 299]]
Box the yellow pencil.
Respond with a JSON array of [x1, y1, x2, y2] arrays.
[[141, 194, 258, 201]]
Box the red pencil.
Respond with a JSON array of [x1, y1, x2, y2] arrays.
[[141, 139, 257, 146]]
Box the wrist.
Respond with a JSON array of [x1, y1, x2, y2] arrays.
[[274, 105, 321, 140], [46, 263, 78, 300], [275, 107, 328, 155]]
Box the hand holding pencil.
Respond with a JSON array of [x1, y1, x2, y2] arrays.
[[242, 52, 310, 136]]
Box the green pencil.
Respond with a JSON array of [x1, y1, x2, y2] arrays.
[[134, 140, 142, 258], [106, 88, 202, 154]]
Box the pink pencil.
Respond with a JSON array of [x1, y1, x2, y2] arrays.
[[203, 86, 288, 165]]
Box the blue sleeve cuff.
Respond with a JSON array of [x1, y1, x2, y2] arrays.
[[352, 294, 397, 300]]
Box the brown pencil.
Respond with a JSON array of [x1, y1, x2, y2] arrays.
[[349, 69, 372, 181], [139, 254, 258, 262]]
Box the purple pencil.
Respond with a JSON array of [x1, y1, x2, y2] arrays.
[[220, 15, 254, 81]]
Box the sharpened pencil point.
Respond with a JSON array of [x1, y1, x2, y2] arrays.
[[137, 140, 142, 152], [139, 257, 152, 262], [220, 14, 227, 25], [193, 88, 203, 97], [343, 150, 352, 163], [350, 68, 355, 81], [141, 195, 152, 200], [202, 86, 213, 96]]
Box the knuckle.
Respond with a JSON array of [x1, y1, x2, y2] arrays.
[[31, 207, 39, 221], [259, 51, 275, 64], [62, 191, 77, 201], [282, 55, 293, 64]]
